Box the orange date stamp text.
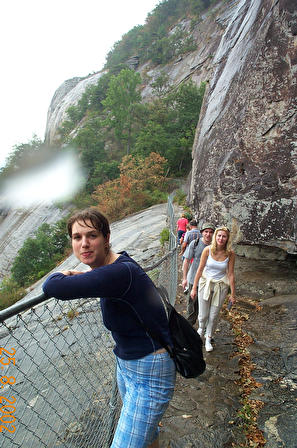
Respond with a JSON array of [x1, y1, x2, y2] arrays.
[[0, 347, 16, 434]]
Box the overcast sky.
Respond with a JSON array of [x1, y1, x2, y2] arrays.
[[0, 0, 158, 168]]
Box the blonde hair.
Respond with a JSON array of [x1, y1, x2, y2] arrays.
[[210, 226, 232, 256]]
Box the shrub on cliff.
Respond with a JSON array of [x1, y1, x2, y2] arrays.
[[0, 278, 26, 311], [105, 0, 219, 68], [11, 219, 70, 287], [92, 152, 168, 221]]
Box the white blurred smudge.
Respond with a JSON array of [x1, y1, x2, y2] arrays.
[[0, 150, 86, 209]]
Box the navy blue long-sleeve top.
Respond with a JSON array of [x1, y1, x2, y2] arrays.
[[42, 252, 172, 360]]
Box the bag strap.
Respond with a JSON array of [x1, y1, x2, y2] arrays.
[[136, 286, 174, 358], [144, 325, 174, 358], [194, 236, 200, 248]]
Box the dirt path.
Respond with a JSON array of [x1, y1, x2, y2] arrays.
[[159, 259, 297, 448]]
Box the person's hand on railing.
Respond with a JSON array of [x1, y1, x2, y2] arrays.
[[61, 270, 86, 276]]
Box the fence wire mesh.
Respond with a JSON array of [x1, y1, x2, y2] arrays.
[[0, 299, 119, 448], [0, 196, 177, 448]]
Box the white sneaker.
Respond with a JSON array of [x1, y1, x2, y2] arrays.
[[205, 337, 213, 352], [197, 328, 203, 337]]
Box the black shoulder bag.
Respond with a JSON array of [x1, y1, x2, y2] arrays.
[[145, 286, 206, 379]]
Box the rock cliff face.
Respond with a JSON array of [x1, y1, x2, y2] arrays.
[[45, 72, 106, 144], [44, 0, 297, 258], [0, 204, 68, 282], [190, 0, 297, 257]]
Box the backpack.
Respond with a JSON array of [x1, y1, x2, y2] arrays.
[[150, 286, 206, 378]]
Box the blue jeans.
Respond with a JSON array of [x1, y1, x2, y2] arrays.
[[111, 352, 176, 448]]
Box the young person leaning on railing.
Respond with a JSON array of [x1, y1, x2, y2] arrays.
[[42, 208, 176, 448]]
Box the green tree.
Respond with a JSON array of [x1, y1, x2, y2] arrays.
[[66, 105, 84, 124], [151, 72, 170, 97], [51, 218, 69, 253], [12, 237, 46, 286], [168, 81, 206, 172], [92, 160, 120, 186], [133, 81, 206, 174], [72, 119, 105, 166], [170, 80, 205, 128], [0, 136, 45, 179], [105, 26, 144, 68], [150, 36, 174, 64], [102, 69, 142, 154], [70, 117, 106, 192], [11, 221, 70, 286], [87, 72, 112, 112], [0, 278, 26, 311], [134, 120, 172, 158], [104, 0, 220, 68]]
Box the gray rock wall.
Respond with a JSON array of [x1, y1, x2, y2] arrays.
[[45, 72, 106, 144], [43, 0, 297, 257], [189, 0, 297, 255]]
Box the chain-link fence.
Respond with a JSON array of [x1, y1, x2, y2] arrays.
[[0, 196, 177, 448], [0, 298, 119, 448], [146, 193, 177, 305], [167, 193, 178, 304]]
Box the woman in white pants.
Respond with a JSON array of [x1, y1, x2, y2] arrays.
[[190, 226, 236, 352]]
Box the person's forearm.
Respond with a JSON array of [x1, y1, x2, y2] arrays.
[[182, 259, 189, 281], [191, 249, 207, 297], [229, 274, 235, 296], [192, 275, 200, 291], [42, 264, 130, 300], [190, 272, 201, 300], [180, 243, 186, 255], [228, 253, 236, 298]]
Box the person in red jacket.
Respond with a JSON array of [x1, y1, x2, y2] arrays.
[[176, 213, 188, 243]]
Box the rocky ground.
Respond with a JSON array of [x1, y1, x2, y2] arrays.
[[158, 256, 297, 448]]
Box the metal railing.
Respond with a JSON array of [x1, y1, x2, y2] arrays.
[[0, 196, 178, 448], [167, 193, 178, 304]]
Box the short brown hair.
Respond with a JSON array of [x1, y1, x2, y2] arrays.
[[67, 208, 110, 238]]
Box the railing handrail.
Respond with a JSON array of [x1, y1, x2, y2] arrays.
[[0, 292, 46, 323], [0, 245, 178, 323], [144, 247, 176, 272]]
